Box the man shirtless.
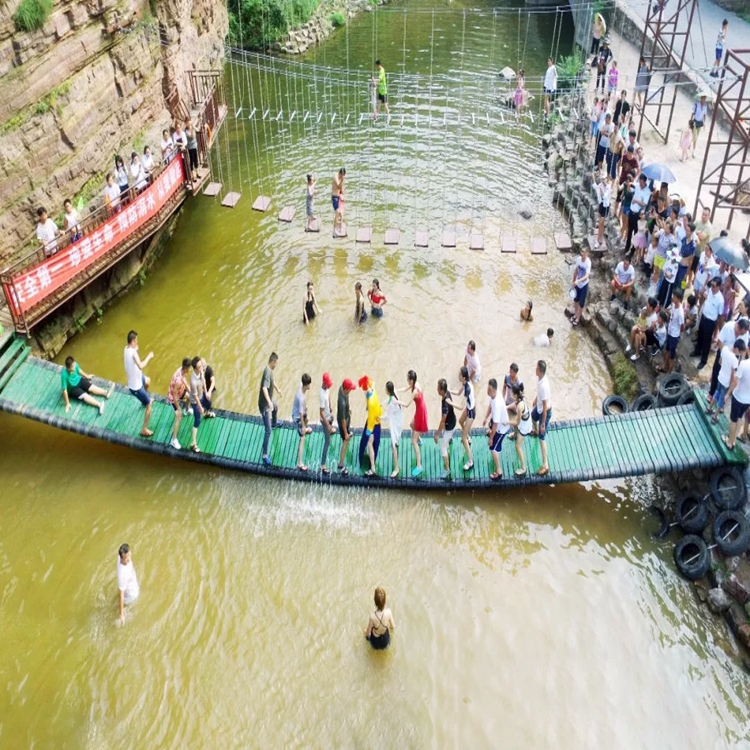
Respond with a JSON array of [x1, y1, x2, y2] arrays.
[[332, 167, 346, 235]]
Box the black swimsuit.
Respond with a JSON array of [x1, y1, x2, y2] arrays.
[[305, 292, 316, 322], [367, 610, 390, 650]]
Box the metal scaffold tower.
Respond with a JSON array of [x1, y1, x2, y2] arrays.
[[636, 0, 698, 144], [694, 48, 750, 240]]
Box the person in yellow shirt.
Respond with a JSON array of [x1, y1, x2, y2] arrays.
[[358, 375, 382, 476], [373, 60, 389, 120]]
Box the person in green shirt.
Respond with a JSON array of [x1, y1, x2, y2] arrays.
[[373, 59, 389, 120], [61, 356, 114, 415]]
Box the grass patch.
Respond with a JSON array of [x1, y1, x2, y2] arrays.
[[13, 0, 53, 33], [611, 353, 639, 402], [330, 11, 345, 27]]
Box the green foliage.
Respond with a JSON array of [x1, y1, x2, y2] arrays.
[[35, 101, 49, 115], [611, 353, 639, 402], [228, 0, 321, 49], [12, 0, 53, 33], [557, 51, 586, 90], [330, 11, 345, 27]]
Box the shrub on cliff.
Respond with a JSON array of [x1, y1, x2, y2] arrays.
[[13, 0, 52, 32], [330, 11, 345, 27], [228, 0, 320, 49]]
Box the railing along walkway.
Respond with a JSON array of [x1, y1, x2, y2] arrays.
[[0, 345, 744, 489]]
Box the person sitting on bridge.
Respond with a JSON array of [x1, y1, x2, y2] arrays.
[[35, 206, 59, 257], [61, 356, 114, 416]]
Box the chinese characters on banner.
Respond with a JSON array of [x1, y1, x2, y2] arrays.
[[6, 154, 185, 317]]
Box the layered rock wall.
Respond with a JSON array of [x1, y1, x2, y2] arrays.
[[0, 0, 227, 262]]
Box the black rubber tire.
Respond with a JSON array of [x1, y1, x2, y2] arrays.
[[713, 510, 750, 556], [602, 394, 630, 417], [676, 390, 696, 406], [710, 467, 747, 511], [674, 494, 709, 534], [649, 504, 670, 540], [673, 534, 711, 580], [658, 374, 689, 406], [632, 393, 657, 412]]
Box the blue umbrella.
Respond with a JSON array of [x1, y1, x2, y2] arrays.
[[709, 236, 749, 271], [640, 162, 677, 184]]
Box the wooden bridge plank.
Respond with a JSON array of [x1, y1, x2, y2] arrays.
[[238, 420, 263, 463]]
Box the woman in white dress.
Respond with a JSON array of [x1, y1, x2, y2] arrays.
[[383, 381, 403, 478]]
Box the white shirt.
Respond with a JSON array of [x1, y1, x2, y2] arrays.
[[703, 289, 725, 322], [574, 256, 591, 288], [36, 218, 58, 244], [599, 122, 614, 148], [734, 359, 750, 403], [63, 208, 80, 230], [694, 251, 717, 291], [105, 183, 121, 205], [630, 184, 651, 214], [490, 395, 511, 434], [161, 136, 175, 158], [465, 350, 481, 382], [718, 321, 749, 349], [319, 386, 332, 422], [544, 65, 557, 92], [655, 323, 667, 347], [537, 375, 552, 409], [615, 261, 635, 285], [719, 347, 738, 389], [597, 182, 611, 207], [533, 334, 551, 347], [117, 559, 139, 604], [173, 129, 188, 147], [142, 153, 155, 171], [668, 305, 684, 338], [124, 346, 142, 390], [130, 160, 147, 189]]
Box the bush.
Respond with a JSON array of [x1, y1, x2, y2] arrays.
[[557, 51, 586, 91], [12, 0, 53, 33], [228, 0, 321, 49], [330, 11, 345, 27], [611, 353, 640, 402]]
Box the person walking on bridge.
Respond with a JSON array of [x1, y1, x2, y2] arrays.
[[373, 60, 390, 120], [259, 352, 282, 467], [332, 168, 346, 236], [167, 358, 191, 450], [531, 360, 552, 476], [124, 330, 154, 437]]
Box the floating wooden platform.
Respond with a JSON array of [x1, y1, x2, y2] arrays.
[[470, 233, 485, 251], [333, 224, 348, 238], [441, 230, 456, 248], [384, 228, 400, 245], [278, 206, 296, 222], [252, 195, 272, 212], [0, 342, 743, 490], [305, 218, 321, 233], [414, 230, 429, 247], [587, 234, 606, 254], [555, 232, 573, 251], [221, 191, 241, 208], [356, 226, 373, 244], [501, 234, 517, 253], [531, 237, 548, 255], [203, 182, 222, 197]]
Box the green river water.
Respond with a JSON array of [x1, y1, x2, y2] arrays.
[[1, 1, 749, 747]]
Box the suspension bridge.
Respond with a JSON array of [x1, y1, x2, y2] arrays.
[[0, 335, 743, 489]]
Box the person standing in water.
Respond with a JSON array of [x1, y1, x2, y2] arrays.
[[117, 543, 139, 624], [453, 366, 475, 472], [305, 174, 316, 231], [434, 379, 457, 480], [368, 278, 387, 318], [332, 167, 346, 235], [464, 340, 481, 383], [383, 381, 404, 478], [319, 372, 335, 475], [303, 281, 320, 325], [355, 282, 368, 325], [401, 370, 428, 478], [358, 375, 382, 477], [373, 60, 390, 120], [364, 586, 395, 649]]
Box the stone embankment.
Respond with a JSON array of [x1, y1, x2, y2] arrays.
[[0, 0, 227, 257], [273, 0, 387, 56]]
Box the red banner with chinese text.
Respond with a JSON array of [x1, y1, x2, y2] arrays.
[[8, 154, 185, 316]]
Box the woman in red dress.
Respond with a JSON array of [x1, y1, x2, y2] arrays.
[[400, 369, 428, 477]]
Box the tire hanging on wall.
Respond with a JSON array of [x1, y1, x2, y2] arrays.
[[673, 534, 711, 580], [710, 467, 747, 511], [674, 494, 709, 534], [713, 510, 750, 556], [632, 393, 657, 412], [602, 394, 629, 417]]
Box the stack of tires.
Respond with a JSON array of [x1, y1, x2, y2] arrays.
[[601, 374, 694, 416], [669, 468, 750, 581]]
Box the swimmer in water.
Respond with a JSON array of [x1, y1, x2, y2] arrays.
[[520, 300, 534, 321], [364, 586, 395, 649], [303, 281, 320, 325]]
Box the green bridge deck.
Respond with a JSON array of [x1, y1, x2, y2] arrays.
[[0, 351, 745, 489]]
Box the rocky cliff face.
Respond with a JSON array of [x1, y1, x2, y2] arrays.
[[0, 0, 227, 262]]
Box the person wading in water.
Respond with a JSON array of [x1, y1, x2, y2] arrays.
[[364, 586, 395, 650]]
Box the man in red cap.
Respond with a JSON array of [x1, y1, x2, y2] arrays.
[[319, 372, 336, 474], [336, 378, 356, 475]]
